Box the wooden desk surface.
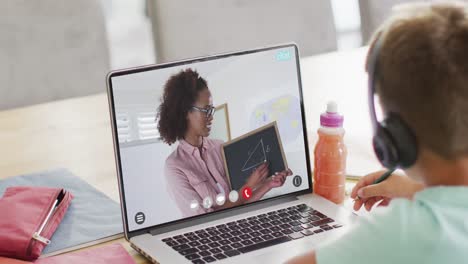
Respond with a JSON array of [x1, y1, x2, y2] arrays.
[[0, 94, 147, 262], [0, 93, 119, 201], [0, 47, 380, 263]]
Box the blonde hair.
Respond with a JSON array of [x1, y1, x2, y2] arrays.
[[367, 2, 468, 159]]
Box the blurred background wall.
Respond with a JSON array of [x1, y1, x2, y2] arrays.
[[2, 0, 449, 110]]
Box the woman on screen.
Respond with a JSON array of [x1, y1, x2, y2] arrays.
[[157, 68, 293, 217]]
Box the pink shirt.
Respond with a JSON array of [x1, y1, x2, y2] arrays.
[[164, 138, 231, 217]]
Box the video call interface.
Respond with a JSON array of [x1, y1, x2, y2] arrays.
[[110, 46, 310, 232]]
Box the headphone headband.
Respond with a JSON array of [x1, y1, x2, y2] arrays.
[[366, 31, 418, 169], [367, 32, 385, 134]]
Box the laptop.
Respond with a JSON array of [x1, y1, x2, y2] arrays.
[[106, 43, 356, 263]]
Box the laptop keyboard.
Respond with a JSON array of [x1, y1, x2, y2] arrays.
[[161, 204, 342, 263]]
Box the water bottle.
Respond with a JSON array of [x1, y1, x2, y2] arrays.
[[313, 101, 347, 204]]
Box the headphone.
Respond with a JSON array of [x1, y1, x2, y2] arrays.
[[367, 32, 418, 169]]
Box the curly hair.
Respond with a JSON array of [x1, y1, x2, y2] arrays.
[[157, 68, 208, 145]]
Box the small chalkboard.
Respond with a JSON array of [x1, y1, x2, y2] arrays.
[[222, 121, 288, 191]]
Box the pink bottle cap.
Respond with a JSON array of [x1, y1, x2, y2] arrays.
[[320, 101, 343, 127]]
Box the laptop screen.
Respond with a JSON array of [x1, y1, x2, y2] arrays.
[[108, 45, 311, 233]]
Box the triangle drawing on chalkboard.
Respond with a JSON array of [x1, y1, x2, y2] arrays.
[[241, 138, 266, 172]]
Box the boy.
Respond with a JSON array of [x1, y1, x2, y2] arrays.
[[288, 2, 468, 263]]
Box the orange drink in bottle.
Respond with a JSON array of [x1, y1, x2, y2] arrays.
[[313, 101, 347, 204]]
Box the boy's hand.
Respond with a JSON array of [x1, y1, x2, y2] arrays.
[[350, 170, 424, 211]]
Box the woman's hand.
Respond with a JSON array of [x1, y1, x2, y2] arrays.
[[351, 170, 425, 211], [245, 161, 269, 190], [265, 168, 293, 188], [246, 168, 293, 203]]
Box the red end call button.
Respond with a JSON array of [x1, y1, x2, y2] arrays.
[[242, 187, 252, 200]]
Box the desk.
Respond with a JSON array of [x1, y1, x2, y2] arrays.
[[0, 94, 146, 262], [0, 47, 380, 263]]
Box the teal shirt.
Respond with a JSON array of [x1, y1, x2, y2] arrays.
[[316, 186, 468, 264]]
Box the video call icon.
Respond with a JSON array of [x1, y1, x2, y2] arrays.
[[135, 212, 145, 225], [242, 187, 252, 200], [215, 193, 226, 206], [203, 196, 213, 209], [293, 175, 302, 187], [228, 190, 239, 203], [190, 200, 199, 211]]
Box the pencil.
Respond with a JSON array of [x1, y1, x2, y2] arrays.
[[353, 168, 396, 201], [373, 168, 396, 184]]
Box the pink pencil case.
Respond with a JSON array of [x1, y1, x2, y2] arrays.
[[0, 186, 73, 261]]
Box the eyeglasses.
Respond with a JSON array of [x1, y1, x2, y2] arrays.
[[191, 105, 215, 118]]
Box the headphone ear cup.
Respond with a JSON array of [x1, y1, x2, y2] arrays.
[[383, 114, 418, 168], [373, 125, 399, 169]]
